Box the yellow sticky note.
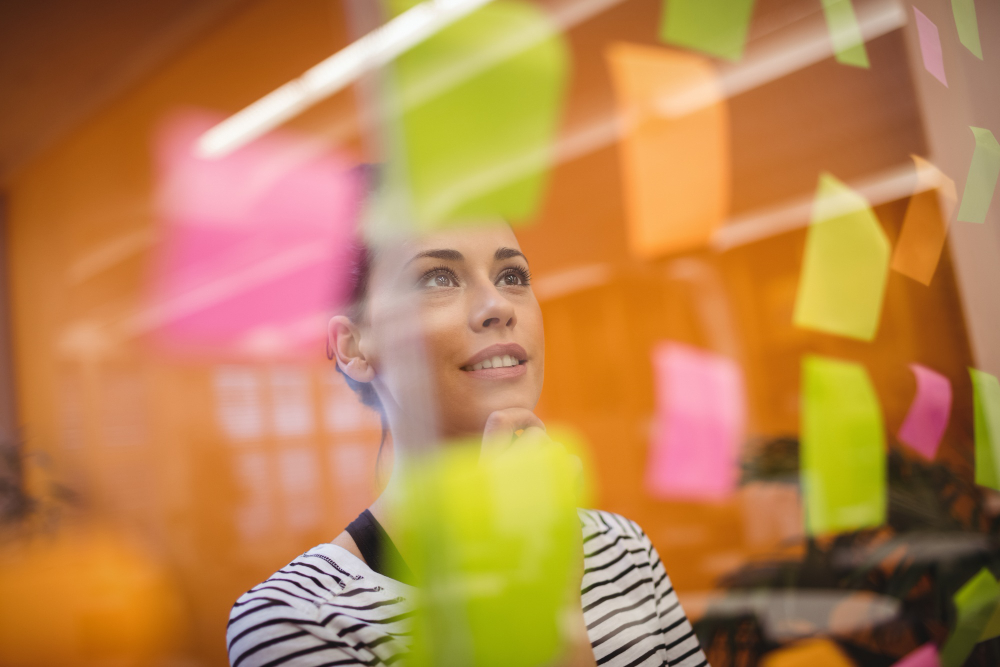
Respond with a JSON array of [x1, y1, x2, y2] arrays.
[[941, 568, 1000, 667], [891, 156, 956, 285], [761, 638, 855, 667], [951, 0, 983, 59], [389, 0, 570, 229], [605, 42, 730, 259], [658, 0, 757, 62], [395, 441, 581, 666], [980, 598, 1000, 641], [793, 173, 890, 341], [970, 368, 1000, 492], [801, 355, 886, 537], [957, 127, 1000, 224], [821, 0, 870, 68]]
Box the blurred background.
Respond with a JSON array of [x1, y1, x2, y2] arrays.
[[1, 0, 999, 665]]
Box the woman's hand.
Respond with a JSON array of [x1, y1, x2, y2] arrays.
[[480, 407, 546, 458], [481, 409, 597, 667]]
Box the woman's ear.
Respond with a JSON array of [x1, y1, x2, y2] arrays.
[[328, 315, 375, 384]]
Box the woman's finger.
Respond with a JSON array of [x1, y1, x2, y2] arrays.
[[481, 408, 545, 459]]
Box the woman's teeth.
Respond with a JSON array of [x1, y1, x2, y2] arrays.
[[465, 355, 521, 371]]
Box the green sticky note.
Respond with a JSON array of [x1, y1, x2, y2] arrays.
[[395, 442, 580, 666], [957, 127, 1000, 224], [389, 1, 570, 230], [951, 0, 983, 59], [970, 368, 1000, 491], [793, 173, 890, 341], [941, 568, 1000, 667], [657, 0, 757, 62], [801, 355, 886, 536], [980, 597, 1000, 641], [821, 0, 870, 68]]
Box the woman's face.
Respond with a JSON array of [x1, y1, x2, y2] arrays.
[[362, 223, 544, 440]]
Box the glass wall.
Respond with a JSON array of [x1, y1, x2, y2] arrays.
[[1, 0, 999, 665]]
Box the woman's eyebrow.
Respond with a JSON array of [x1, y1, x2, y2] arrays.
[[405, 249, 464, 266], [495, 247, 527, 262]]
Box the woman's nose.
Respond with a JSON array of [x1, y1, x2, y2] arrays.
[[471, 286, 517, 331]]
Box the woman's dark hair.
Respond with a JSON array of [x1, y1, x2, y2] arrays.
[[327, 165, 389, 451]]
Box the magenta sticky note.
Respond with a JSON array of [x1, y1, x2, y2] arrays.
[[914, 7, 948, 87], [898, 364, 952, 459], [892, 643, 940, 667], [645, 343, 746, 501], [148, 113, 363, 358]]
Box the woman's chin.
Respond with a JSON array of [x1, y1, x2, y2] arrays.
[[439, 402, 537, 441]]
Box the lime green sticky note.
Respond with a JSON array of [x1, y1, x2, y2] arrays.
[[980, 596, 1000, 641], [657, 0, 757, 62], [793, 173, 890, 341], [821, 0, 870, 68], [395, 441, 580, 666], [389, 1, 570, 230], [970, 368, 1000, 491], [801, 355, 886, 536], [957, 127, 1000, 224], [941, 568, 1000, 667], [951, 0, 983, 59]]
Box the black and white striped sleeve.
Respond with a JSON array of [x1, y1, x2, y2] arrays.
[[631, 521, 709, 667], [226, 563, 409, 666]]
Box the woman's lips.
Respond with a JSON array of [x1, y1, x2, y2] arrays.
[[462, 362, 527, 380], [461, 343, 528, 369]]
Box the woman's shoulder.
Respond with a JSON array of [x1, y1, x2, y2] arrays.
[[231, 544, 374, 612], [578, 508, 653, 548], [227, 543, 411, 667]]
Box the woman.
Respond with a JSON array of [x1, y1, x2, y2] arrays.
[[227, 221, 708, 667]]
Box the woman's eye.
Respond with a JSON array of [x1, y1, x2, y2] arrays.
[[497, 268, 530, 287], [420, 271, 457, 288], [500, 274, 522, 286]]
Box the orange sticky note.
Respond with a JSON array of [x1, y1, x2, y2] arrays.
[[606, 42, 730, 259], [891, 156, 957, 285], [761, 638, 855, 667]]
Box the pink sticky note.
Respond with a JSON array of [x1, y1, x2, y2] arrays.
[[914, 7, 948, 87], [645, 343, 746, 501], [891, 643, 940, 667], [148, 112, 363, 358], [898, 364, 952, 459]]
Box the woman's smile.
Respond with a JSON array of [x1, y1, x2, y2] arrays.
[[460, 342, 528, 378]]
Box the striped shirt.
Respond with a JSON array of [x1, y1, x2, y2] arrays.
[[227, 509, 709, 667]]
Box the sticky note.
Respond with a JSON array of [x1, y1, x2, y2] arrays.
[[657, 0, 757, 61], [391, 1, 569, 229], [913, 8, 948, 86], [761, 638, 854, 667], [645, 343, 746, 501], [951, 0, 983, 59], [940, 568, 1000, 667], [891, 156, 956, 285], [793, 173, 890, 341], [605, 43, 729, 259], [150, 113, 362, 358], [395, 441, 580, 666], [970, 369, 1000, 491], [957, 127, 1000, 224], [897, 364, 952, 460], [892, 644, 940, 667], [980, 598, 1000, 641], [821, 0, 870, 68], [801, 355, 886, 536]]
